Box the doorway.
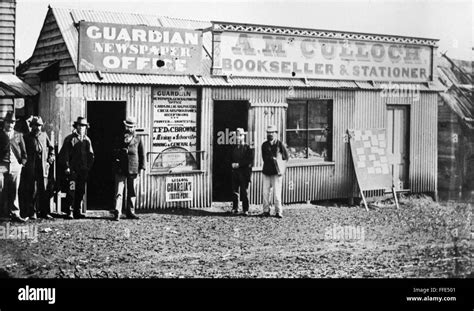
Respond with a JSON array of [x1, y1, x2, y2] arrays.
[[212, 100, 249, 201], [86, 101, 126, 210], [387, 105, 410, 190]]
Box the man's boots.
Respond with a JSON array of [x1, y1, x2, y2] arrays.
[[126, 197, 139, 220], [73, 204, 86, 219]]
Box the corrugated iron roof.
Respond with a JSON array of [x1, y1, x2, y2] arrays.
[[0, 74, 38, 96], [437, 55, 473, 128]]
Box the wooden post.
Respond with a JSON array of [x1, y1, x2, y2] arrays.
[[360, 189, 369, 212], [392, 187, 400, 210]]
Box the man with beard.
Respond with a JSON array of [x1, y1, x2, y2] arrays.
[[261, 124, 289, 218], [58, 117, 94, 219], [23, 117, 55, 220], [112, 116, 144, 221], [0, 112, 27, 222]]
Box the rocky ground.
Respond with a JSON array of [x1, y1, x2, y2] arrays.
[[0, 195, 472, 278]]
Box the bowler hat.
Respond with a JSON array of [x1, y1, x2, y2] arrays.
[[266, 125, 278, 133], [73, 117, 89, 128], [123, 116, 137, 127], [3, 111, 17, 123], [30, 116, 44, 127]]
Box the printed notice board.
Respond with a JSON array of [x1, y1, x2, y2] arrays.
[[348, 128, 392, 191], [165, 176, 193, 202]]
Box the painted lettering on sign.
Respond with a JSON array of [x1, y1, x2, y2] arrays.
[[219, 33, 433, 82], [78, 22, 202, 75], [151, 87, 198, 173]]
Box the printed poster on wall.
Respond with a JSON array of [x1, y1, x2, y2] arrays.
[[151, 87, 198, 173], [166, 176, 193, 202]]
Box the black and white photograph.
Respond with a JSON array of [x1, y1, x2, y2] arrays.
[[0, 0, 472, 308]]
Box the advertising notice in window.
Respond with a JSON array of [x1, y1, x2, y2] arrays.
[[151, 87, 198, 173]]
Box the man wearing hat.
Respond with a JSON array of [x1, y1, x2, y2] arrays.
[[58, 117, 94, 219], [230, 127, 254, 215], [0, 112, 27, 222], [112, 116, 144, 221], [261, 124, 289, 218], [23, 116, 55, 220]]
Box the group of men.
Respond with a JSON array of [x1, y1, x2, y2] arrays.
[[0, 112, 144, 222], [230, 124, 289, 218], [1, 110, 287, 221]]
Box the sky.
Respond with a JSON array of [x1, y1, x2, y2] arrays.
[[15, 0, 473, 62]]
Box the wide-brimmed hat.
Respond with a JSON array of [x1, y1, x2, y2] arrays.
[[3, 111, 17, 123], [266, 125, 278, 133], [236, 127, 247, 136], [30, 116, 44, 127], [73, 117, 89, 128], [124, 116, 137, 127]]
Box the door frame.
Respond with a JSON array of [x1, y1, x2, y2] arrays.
[[85, 100, 127, 215], [211, 99, 250, 202], [386, 104, 410, 190]]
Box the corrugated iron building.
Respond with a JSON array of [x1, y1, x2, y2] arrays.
[[18, 6, 442, 211]]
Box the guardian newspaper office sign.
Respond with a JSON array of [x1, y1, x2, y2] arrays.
[[218, 32, 433, 82], [78, 22, 202, 75]]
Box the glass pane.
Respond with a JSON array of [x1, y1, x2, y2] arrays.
[[287, 101, 307, 130], [286, 130, 308, 159], [308, 130, 329, 161], [308, 100, 329, 129]]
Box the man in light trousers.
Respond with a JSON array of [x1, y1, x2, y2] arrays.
[[261, 125, 289, 218]]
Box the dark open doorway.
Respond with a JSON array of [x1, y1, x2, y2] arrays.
[[212, 100, 249, 201], [86, 101, 126, 210]]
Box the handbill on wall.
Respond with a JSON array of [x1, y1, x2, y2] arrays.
[[218, 32, 433, 82], [166, 176, 193, 202], [78, 22, 202, 75], [151, 87, 198, 173]]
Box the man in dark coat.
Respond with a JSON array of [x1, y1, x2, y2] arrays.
[[23, 116, 55, 220], [58, 117, 94, 219], [261, 124, 289, 218], [112, 116, 145, 221], [230, 128, 254, 215], [0, 112, 27, 222]]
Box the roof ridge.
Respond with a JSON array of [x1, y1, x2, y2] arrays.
[[49, 5, 210, 24]]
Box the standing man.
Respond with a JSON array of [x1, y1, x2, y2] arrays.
[[23, 117, 55, 220], [112, 116, 144, 221], [261, 125, 289, 218], [0, 112, 27, 222], [230, 128, 254, 215], [58, 117, 94, 219]]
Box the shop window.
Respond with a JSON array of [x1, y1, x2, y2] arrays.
[[286, 99, 333, 162]]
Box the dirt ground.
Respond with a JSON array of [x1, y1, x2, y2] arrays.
[[0, 196, 472, 278]]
